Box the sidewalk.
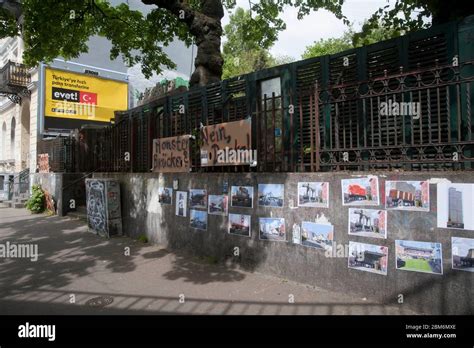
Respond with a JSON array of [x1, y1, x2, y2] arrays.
[[0, 208, 418, 315]]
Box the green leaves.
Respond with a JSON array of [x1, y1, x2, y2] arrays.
[[25, 185, 46, 214], [222, 7, 296, 79], [302, 36, 353, 59], [2, 0, 463, 84], [302, 23, 401, 60], [0, 7, 20, 38], [22, 0, 96, 67], [356, 0, 433, 45], [20, 0, 185, 78]]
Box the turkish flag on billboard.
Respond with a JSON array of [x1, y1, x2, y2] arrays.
[[79, 91, 97, 104]]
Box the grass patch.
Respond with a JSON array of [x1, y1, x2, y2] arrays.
[[403, 258, 432, 272]]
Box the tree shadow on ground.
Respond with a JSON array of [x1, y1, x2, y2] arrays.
[[160, 248, 246, 285], [0, 211, 149, 298]]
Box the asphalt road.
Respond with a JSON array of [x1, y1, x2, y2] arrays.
[[0, 208, 418, 315]]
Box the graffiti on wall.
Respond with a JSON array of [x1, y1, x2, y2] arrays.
[[200, 118, 252, 166], [38, 154, 50, 173], [86, 180, 107, 237], [44, 190, 55, 213], [152, 136, 191, 173]]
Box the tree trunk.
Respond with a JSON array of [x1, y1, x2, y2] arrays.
[[189, 0, 224, 87], [143, 0, 224, 88]]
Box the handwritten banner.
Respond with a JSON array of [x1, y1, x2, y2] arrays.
[[200, 118, 252, 166], [152, 136, 191, 173], [38, 153, 50, 173]]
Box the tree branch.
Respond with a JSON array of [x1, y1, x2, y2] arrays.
[[91, 0, 135, 29], [142, 0, 195, 27], [141, 0, 223, 38]]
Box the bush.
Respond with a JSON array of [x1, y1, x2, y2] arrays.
[[25, 185, 46, 214]]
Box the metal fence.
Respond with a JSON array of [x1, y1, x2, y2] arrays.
[[60, 60, 474, 174], [308, 61, 474, 171], [43, 15, 474, 174]]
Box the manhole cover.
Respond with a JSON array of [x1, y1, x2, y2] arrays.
[[85, 296, 114, 307]]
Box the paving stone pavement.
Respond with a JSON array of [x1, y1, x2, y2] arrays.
[[0, 208, 419, 315]]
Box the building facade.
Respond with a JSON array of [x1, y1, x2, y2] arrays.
[[0, 36, 36, 174]]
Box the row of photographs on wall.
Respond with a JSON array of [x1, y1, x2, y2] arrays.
[[159, 187, 473, 275], [180, 208, 474, 276], [158, 180, 474, 231], [349, 237, 474, 275]]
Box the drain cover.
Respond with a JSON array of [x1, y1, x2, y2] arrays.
[[85, 296, 114, 307]]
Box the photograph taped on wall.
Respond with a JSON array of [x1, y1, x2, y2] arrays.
[[292, 223, 302, 244], [437, 183, 474, 230], [395, 240, 443, 275], [228, 213, 251, 237], [208, 194, 228, 216], [190, 209, 208, 231], [385, 181, 430, 212], [189, 189, 207, 209], [452, 237, 474, 272], [300, 221, 334, 252], [230, 185, 254, 208], [258, 184, 284, 208], [348, 241, 388, 276], [341, 177, 379, 206], [259, 217, 286, 241], [175, 191, 188, 217], [158, 187, 173, 205], [297, 182, 329, 208], [348, 208, 387, 239]]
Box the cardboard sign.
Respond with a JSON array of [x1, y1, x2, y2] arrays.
[[152, 136, 191, 173], [200, 118, 252, 166]]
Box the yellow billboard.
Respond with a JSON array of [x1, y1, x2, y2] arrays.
[[44, 67, 128, 123]]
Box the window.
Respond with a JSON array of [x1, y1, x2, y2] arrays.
[[260, 77, 281, 99], [259, 77, 283, 168], [10, 117, 16, 159]]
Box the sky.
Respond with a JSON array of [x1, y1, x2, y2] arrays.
[[258, 184, 284, 197], [397, 240, 442, 258], [302, 221, 333, 237], [452, 237, 474, 256], [349, 241, 388, 254]]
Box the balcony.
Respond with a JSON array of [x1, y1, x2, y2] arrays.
[[0, 60, 31, 104]]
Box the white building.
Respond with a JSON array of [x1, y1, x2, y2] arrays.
[[0, 35, 37, 174]]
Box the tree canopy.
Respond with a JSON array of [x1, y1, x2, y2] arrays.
[[302, 24, 400, 60], [0, 0, 472, 87], [0, 0, 347, 87], [222, 7, 294, 79]]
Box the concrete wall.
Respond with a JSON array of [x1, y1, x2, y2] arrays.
[[93, 171, 474, 315], [31, 173, 87, 215]]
